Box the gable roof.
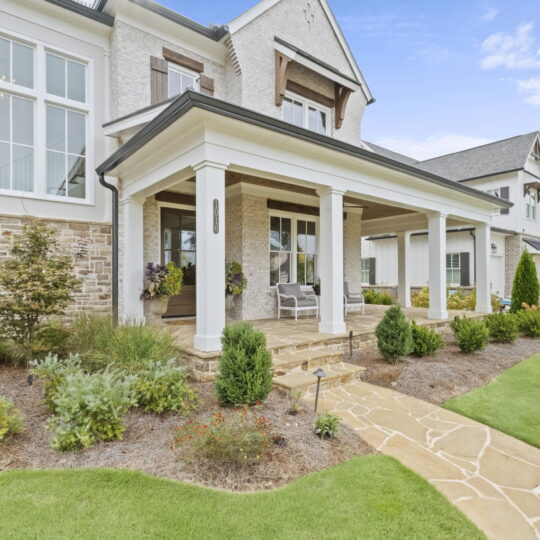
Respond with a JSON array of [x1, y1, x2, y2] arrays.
[[364, 142, 417, 166]]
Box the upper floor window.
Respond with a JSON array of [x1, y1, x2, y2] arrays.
[[0, 37, 33, 89], [46, 53, 86, 103], [487, 188, 501, 216], [168, 65, 198, 98], [282, 93, 329, 136], [526, 188, 537, 221]]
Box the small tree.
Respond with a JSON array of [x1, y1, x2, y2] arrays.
[[215, 323, 273, 406], [0, 222, 81, 365], [511, 250, 540, 312], [375, 305, 413, 363]]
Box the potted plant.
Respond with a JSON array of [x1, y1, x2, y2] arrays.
[[313, 278, 321, 296], [141, 261, 183, 320], [225, 261, 247, 309]]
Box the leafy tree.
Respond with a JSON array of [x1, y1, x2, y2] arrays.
[[375, 305, 413, 363], [0, 222, 81, 365], [511, 250, 540, 312]]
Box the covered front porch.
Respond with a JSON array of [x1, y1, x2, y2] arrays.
[[96, 92, 508, 357]]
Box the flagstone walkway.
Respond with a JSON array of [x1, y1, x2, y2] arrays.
[[304, 381, 540, 540]]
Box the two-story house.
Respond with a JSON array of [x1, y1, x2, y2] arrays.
[[362, 132, 540, 297], [0, 0, 508, 354]]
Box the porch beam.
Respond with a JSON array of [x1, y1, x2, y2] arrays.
[[193, 161, 227, 351], [475, 223, 493, 313], [318, 187, 346, 334], [397, 231, 411, 308], [427, 212, 448, 320]]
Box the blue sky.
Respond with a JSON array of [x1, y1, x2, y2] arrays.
[[158, 0, 540, 159]]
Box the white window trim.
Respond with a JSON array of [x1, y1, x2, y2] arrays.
[[486, 188, 501, 216], [168, 64, 199, 98], [525, 187, 537, 222], [446, 252, 461, 286], [0, 29, 94, 206], [360, 257, 371, 285], [281, 90, 330, 136], [269, 210, 319, 288]]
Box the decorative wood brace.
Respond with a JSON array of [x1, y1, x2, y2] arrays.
[[275, 51, 292, 106], [335, 84, 352, 129]]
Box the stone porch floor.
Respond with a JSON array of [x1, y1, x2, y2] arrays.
[[305, 381, 540, 540]]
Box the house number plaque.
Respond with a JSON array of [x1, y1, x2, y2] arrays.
[[213, 199, 219, 233]]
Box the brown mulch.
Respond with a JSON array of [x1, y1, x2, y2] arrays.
[[0, 368, 373, 491], [347, 331, 540, 404]]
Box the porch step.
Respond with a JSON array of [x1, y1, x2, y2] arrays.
[[272, 361, 366, 397], [272, 349, 344, 375]]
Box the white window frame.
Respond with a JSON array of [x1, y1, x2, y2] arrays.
[[0, 30, 94, 205], [281, 91, 330, 136], [486, 188, 501, 216], [167, 64, 199, 99], [525, 187, 537, 222], [446, 252, 461, 286], [360, 257, 371, 285], [269, 210, 319, 287]]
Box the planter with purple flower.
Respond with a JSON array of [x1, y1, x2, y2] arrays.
[[141, 262, 183, 324], [225, 261, 247, 310]]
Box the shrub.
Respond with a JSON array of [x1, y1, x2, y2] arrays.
[[33, 320, 71, 359], [141, 261, 183, 300], [451, 317, 489, 353], [215, 323, 273, 406], [0, 341, 25, 366], [46, 370, 136, 451], [486, 313, 518, 343], [375, 305, 413, 363], [363, 289, 393, 305], [133, 359, 197, 414], [411, 287, 430, 308], [315, 413, 340, 438], [174, 407, 273, 464], [410, 322, 443, 357], [516, 309, 540, 338], [0, 396, 24, 441], [413, 287, 501, 312], [511, 251, 540, 312]]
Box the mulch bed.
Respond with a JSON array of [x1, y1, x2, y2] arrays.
[[0, 368, 373, 491], [347, 330, 540, 404]]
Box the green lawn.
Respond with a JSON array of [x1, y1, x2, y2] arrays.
[[0, 456, 483, 540], [444, 354, 540, 448]]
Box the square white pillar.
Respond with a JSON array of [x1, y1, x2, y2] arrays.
[[427, 212, 448, 320], [121, 196, 145, 322], [317, 187, 346, 334], [193, 161, 227, 352], [397, 231, 411, 308], [475, 223, 493, 313]]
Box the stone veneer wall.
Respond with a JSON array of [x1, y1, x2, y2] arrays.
[[0, 215, 112, 319], [504, 234, 523, 296], [143, 196, 160, 266], [344, 212, 362, 293]]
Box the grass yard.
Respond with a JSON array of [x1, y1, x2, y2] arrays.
[[0, 455, 483, 540], [444, 354, 540, 448]]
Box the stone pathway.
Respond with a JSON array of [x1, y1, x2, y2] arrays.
[[304, 381, 540, 540]]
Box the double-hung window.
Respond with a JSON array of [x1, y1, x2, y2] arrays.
[[446, 253, 461, 285], [525, 188, 537, 221], [168, 65, 198, 98], [282, 93, 329, 135], [360, 258, 371, 284]]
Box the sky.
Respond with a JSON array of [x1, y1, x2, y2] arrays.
[[156, 0, 540, 160]]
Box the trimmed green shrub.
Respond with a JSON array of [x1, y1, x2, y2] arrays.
[[215, 323, 273, 406], [516, 309, 540, 338], [410, 322, 443, 357], [511, 251, 540, 312], [133, 359, 197, 414], [486, 313, 518, 343], [363, 289, 393, 305], [46, 370, 136, 451], [315, 413, 340, 438], [0, 396, 24, 441], [375, 305, 413, 363], [451, 317, 489, 353]]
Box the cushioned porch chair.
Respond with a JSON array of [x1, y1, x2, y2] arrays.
[[276, 283, 319, 320], [344, 281, 365, 315]]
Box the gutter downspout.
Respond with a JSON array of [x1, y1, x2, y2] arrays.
[[99, 174, 119, 325]]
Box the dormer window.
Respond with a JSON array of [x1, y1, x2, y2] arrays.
[[282, 93, 328, 135], [168, 65, 198, 98]]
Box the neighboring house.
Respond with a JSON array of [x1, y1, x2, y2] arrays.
[[363, 132, 540, 297], [0, 0, 508, 352]]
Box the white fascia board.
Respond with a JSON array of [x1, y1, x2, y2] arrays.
[[227, 0, 281, 34], [103, 102, 171, 139], [274, 41, 360, 92]]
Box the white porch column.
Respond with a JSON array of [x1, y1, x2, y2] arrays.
[[318, 187, 346, 334], [121, 196, 145, 322], [475, 223, 493, 313], [427, 212, 448, 319], [193, 161, 227, 352], [397, 231, 411, 308]]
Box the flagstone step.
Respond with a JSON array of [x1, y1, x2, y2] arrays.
[[272, 349, 344, 375], [272, 361, 366, 397]]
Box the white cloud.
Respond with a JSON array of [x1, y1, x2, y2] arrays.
[[517, 77, 540, 106], [374, 133, 494, 161], [481, 8, 499, 22], [480, 22, 540, 69]]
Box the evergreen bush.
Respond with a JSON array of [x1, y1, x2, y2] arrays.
[[215, 323, 273, 406], [516, 309, 540, 338], [511, 251, 540, 312], [486, 313, 518, 343], [375, 305, 413, 363], [0, 396, 24, 441], [410, 322, 443, 357], [451, 317, 489, 353]]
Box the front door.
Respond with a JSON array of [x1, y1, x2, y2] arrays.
[[161, 207, 196, 317]]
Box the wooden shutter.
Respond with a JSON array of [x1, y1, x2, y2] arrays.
[[369, 257, 376, 285], [460, 252, 470, 286], [500, 186, 510, 215], [200, 74, 215, 96], [150, 56, 168, 104]]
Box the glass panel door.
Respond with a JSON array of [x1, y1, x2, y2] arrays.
[[161, 208, 196, 283]]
